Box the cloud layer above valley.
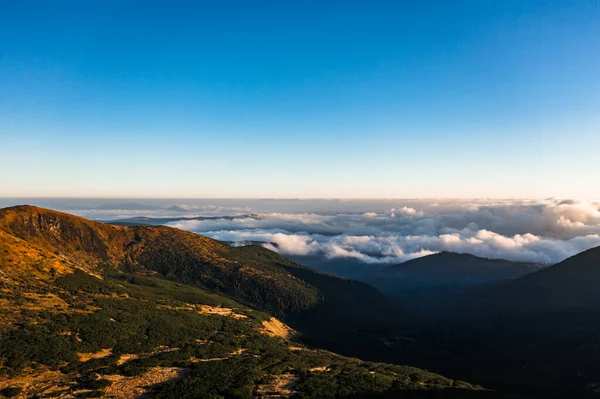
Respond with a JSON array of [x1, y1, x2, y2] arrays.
[[161, 198, 600, 265]]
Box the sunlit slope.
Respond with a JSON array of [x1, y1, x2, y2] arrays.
[[0, 205, 321, 316], [0, 206, 406, 356]]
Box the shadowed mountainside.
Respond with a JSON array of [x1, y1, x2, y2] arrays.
[[448, 245, 600, 316], [384, 252, 541, 285]]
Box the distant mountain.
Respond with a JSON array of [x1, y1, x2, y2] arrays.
[[458, 245, 600, 315], [383, 251, 542, 286], [165, 205, 188, 212], [107, 214, 251, 226], [394, 247, 600, 398], [94, 202, 162, 211], [295, 252, 542, 301], [396, 245, 600, 319]]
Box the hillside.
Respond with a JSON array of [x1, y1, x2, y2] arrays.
[[0, 206, 383, 319], [0, 205, 406, 351], [0, 205, 500, 398], [512, 245, 600, 307], [393, 247, 600, 398], [454, 245, 600, 315]]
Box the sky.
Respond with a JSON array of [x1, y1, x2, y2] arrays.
[[1, 0, 599, 198]]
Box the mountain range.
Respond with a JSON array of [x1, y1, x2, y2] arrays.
[[289, 252, 542, 306]]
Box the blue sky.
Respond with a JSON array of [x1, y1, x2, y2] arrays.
[[1, 1, 599, 198]]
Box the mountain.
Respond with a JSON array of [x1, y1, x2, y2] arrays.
[[393, 247, 600, 398], [286, 252, 541, 298], [165, 205, 188, 212], [297, 252, 541, 314], [384, 252, 542, 285], [0, 205, 499, 398], [94, 202, 162, 211], [107, 214, 251, 226], [0, 206, 399, 324], [512, 244, 600, 308], [453, 245, 600, 316]]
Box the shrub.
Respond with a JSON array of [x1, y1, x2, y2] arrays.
[[0, 387, 23, 397]]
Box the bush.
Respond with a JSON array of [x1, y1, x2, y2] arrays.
[[0, 387, 23, 397]]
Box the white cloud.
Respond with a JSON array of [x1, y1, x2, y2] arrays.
[[158, 198, 600, 264]]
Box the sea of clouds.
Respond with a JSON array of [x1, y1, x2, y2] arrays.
[[162, 199, 600, 265], [26, 197, 599, 265]]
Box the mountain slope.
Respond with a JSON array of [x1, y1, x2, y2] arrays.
[[0, 206, 403, 324], [0, 262, 480, 398], [461, 245, 600, 315], [393, 247, 600, 398], [0, 205, 495, 398], [0, 205, 319, 316], [514, 245, 600, 307], [0, 207, 408, 359]]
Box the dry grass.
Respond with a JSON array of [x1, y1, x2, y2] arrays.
[[261, 317, 292, 339], [198, 304, 248, 319], [190, 347, 246, 363], [77, 348, 113, 362], [103, 367, 189, 399], [255, 373, 298, 398], [0, 368, 71, 398], [157, 303, 248, 320]]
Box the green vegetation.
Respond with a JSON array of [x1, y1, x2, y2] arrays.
[[0, 268, 478, 397], [0, 271, 251, 375]]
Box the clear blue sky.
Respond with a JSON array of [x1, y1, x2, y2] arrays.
[[1, 1, 599, 198]]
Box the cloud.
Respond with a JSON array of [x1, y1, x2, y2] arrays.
[[200, 228, 600, 264], [153, 198, 600, 265]]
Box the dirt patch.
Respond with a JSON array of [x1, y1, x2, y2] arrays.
[[77, 348, 112, 362], [22, 292, 71, 312], [261, 317, 292, 339], [157, 303, 248, 320], [116, 353, 140, 366], [0, 369, 71, 398], [198, 304, 247, 319], [103, 367, 189, 399], [190, 348, 246, 363], [309, 366, 330, 372], [116, 346, 178, 366], [255, 373, 298, 398]]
